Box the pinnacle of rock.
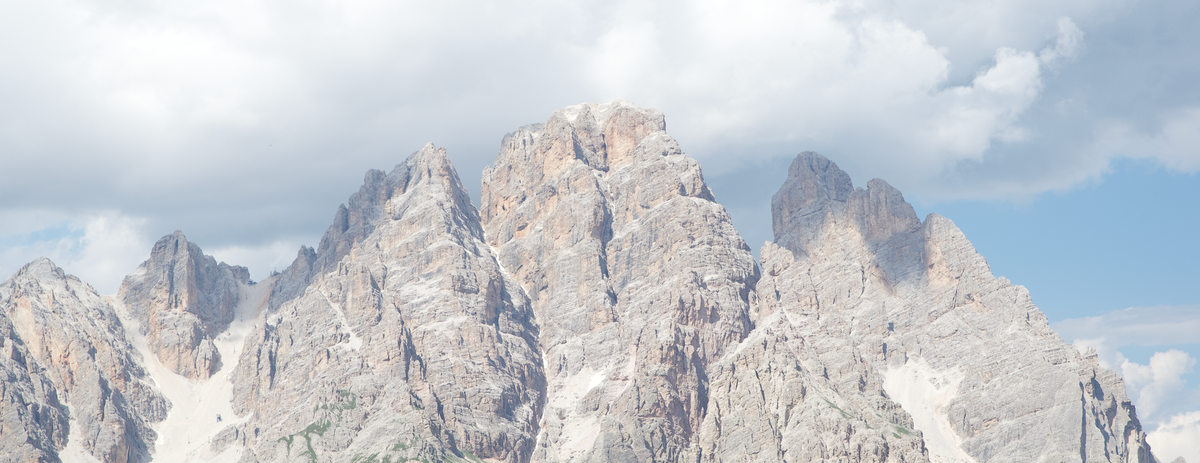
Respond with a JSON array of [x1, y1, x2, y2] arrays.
[[230, 143, 545, 462], [118, 231, 248, 380]]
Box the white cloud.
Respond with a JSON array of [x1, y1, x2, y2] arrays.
[[1053, 306, 1200, 452], [1038, 18, 1084, 67], [0, 212, 151, 294], [1095, 107, 1200, 174], [1147, 410, 1200, 463], [1053, 305, 1200, 368], [576, 0, 1073, 188], [1120, 350, 1197, 424]]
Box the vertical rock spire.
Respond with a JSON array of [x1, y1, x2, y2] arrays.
[[118, 231, 248, 380], [230, 144, 545, 462], [482, 101, 757, 462]]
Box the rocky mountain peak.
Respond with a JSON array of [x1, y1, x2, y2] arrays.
[[773, 151, 921, 264], [0, 102, 1164, 463], [118, 231, 247, 380], [540, 100, 666, 173], [483, 101, 755, 461], [744, 150, 1155, 462], [267, 143, 475, 310], [3, 258, 166, 462], [229, 143, 544, 462]]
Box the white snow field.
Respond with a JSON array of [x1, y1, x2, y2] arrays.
[[884, 359, 977, 463]]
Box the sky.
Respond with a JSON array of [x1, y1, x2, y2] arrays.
[[0, 0, 1197, 459]]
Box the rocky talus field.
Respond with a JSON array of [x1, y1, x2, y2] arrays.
[[0, 102, 1165, 462]]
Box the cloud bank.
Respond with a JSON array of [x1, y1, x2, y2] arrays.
[[1053, 306, 1200, 463], [0, 0, 1196, 302]]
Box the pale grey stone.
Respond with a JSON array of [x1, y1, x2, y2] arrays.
[[1, 258, 166, 463], [481, 101, 759, 462], [747, 152, 1155, 463], [230, 144, 544, 462], [118, 231, 248, 380]]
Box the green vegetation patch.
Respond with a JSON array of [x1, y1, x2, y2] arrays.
[[280, 390, 359, 462]]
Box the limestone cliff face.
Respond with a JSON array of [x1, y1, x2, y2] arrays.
[[118, 231, 248, 380], [267, 161, 413, 311], [230, 144, 545, 462], [1, 258, 167, 463], [0, 300, 69, 463], [733, 152, 1154, 462], [0, 103, 1163, 463], [481, 101, 759, 462]]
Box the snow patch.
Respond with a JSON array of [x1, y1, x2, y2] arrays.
[[883, 359, 976, 463], [104, 277, 272, 462], [60, 403, 102, 463], [546, 364, 610, 457], [319, 288, 363, 351]]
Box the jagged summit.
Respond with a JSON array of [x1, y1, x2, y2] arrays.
[[119, 230, 248, 380], [268, 143, 471, 310], [2, 257, 167, 463], [0, 103, 1161, 463], [773, 152, 922, 266], [483, 101, 756, 461], [229, 143, 544, 462], [739, 150, 1155, 462]]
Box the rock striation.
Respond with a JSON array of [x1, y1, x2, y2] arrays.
[[481, 101, 759, 462], [266, 159, 413, 312], [725, 152, 1155, 462], [230, 144, 545, 462], [1, 258, 167, 463], [119, 231, 248, 380]]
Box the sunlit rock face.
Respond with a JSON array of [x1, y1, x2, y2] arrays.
[[229, 144, 545, 463], [0, 103, 1162, 463], [2, 258, 167, 463], [480, 101, 760, 462], [720, 151, 1155, 463]]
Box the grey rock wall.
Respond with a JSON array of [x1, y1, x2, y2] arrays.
[[118, 231, 248, 380], [481, 101, 759, 462], [1, 258, 167, 463], [744, 152, 1155, 462], [230, 144, 545, 462]]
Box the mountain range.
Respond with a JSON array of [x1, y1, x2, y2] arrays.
[[0, 102, 1169, 462]]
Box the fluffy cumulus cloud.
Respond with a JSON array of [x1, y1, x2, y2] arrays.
[[0, 1, 1197, 286], [1053, 306, 1200, 462], [1148, 410, 1200, 463], [0, 212, 152, 294]]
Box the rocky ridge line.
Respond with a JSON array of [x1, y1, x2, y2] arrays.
[[229, 144, 545, 462]]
